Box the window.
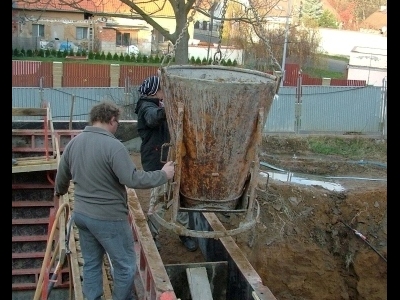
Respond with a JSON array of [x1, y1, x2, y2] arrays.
[[76, 27, 88, 40], [32, 24, 44, 37], [116, 32, 130, 46]]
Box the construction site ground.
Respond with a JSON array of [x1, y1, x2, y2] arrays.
[[127, 135, 387, 300]]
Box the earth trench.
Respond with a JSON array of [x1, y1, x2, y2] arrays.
[[128, 136, 387, 300]]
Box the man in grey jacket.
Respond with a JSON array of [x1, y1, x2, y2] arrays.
[[54, 100, 174, 300]]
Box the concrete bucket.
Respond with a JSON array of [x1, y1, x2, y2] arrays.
[[156, 65, 279, 237]]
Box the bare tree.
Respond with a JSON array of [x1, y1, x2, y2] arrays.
[[16, 0, 322, 69]]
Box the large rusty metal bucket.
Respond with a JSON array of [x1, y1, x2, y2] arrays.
[[159, 65, 278, 212]]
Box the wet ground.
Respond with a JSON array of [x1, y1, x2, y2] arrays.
[[126, 135, 387, 300]]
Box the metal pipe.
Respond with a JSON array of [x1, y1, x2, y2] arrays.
[[339, 220, 387, 263]]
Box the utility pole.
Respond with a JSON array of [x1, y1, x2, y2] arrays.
[[281, 0, 292, 87]]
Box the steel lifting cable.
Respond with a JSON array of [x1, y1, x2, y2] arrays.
[[247, 0, 283, 73], [340, 220, 387, 263]]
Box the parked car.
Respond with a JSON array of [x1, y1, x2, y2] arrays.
[[126, 45, 139, 55]]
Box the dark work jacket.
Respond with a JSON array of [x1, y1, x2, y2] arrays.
[[134, 96, 170, 171]]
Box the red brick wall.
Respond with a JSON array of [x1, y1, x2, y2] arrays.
[[12, 11, 19, 36], [101, 28, 116, 42]]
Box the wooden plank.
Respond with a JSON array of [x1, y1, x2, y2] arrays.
[[12, 183, 55, 189], [12, 268, 42, 275], [12, 201, 54, 207], [12, 267, 69, 275], [186, 267, 213, 300], [12, 252, 46, 259], [12, 281, 71, 290], [12, 218, 49, 225], [202, 213, 278, 300], [12, 235, 49, 242], [12, 161, 58, 173], [68, 226, 84, 300], [165, 261, 228, 299], [12, 107, 48, 116]]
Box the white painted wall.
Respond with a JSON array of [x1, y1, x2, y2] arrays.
[[347, 68, 386, 86], [347, 46, 387, 86], [317, 28, 387, 57]]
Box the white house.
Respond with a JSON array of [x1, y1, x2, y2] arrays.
[[347, 46, 387, 86]]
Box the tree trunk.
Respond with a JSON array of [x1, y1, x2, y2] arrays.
[[173, 9, 189, 64]]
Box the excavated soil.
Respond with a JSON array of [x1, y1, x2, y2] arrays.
[[129, 135, 387, 300]]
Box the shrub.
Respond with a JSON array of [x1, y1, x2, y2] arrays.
[[195, 57, 202, 65], [226, 59, 233, 66], [100, 51, 106, 60], [68, 48, 74, 56], [26, 49, 33, 57], [88, 51, 95, 59], [94, 52, 101, 60], [113, 53, 119, 61], [38, 49, 45, 57], [119, 53, 125, 61], [190, 56, 196, 64], [57, 50, 63, 58], [142, 55, 148, 63], [20, 48, 26, 56], [106, 52, 113, 60]]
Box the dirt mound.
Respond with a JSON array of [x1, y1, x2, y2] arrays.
[[130, 135, 387, 300]]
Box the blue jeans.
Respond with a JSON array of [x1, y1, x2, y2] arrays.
[[73, 211, 136, 300]]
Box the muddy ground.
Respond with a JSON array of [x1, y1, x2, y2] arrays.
[[129, 135, 387, 300]]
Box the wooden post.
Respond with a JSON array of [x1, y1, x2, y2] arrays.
[[69, 95, 75, 130]]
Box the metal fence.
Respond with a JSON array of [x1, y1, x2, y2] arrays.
[[12, 82, 387, 138]]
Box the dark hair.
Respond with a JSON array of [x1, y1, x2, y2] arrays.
[[89, 101, 121, 124]]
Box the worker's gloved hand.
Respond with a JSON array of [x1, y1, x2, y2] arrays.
[[161, 161, 175, 180]]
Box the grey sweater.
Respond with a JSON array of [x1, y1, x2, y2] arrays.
[[55, 126, 168, 220]]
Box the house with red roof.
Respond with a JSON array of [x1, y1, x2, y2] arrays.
[[12, 0, 181, 55], [359, 6, 387, 36]]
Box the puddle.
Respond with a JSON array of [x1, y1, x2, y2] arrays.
[[260, 171, 346, 192], [259, 161, 386, 192]]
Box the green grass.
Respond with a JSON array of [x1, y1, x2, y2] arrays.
[[317, 53, 350, 62], [307, 136, 387, 160], [302, 67, 345, 79]]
